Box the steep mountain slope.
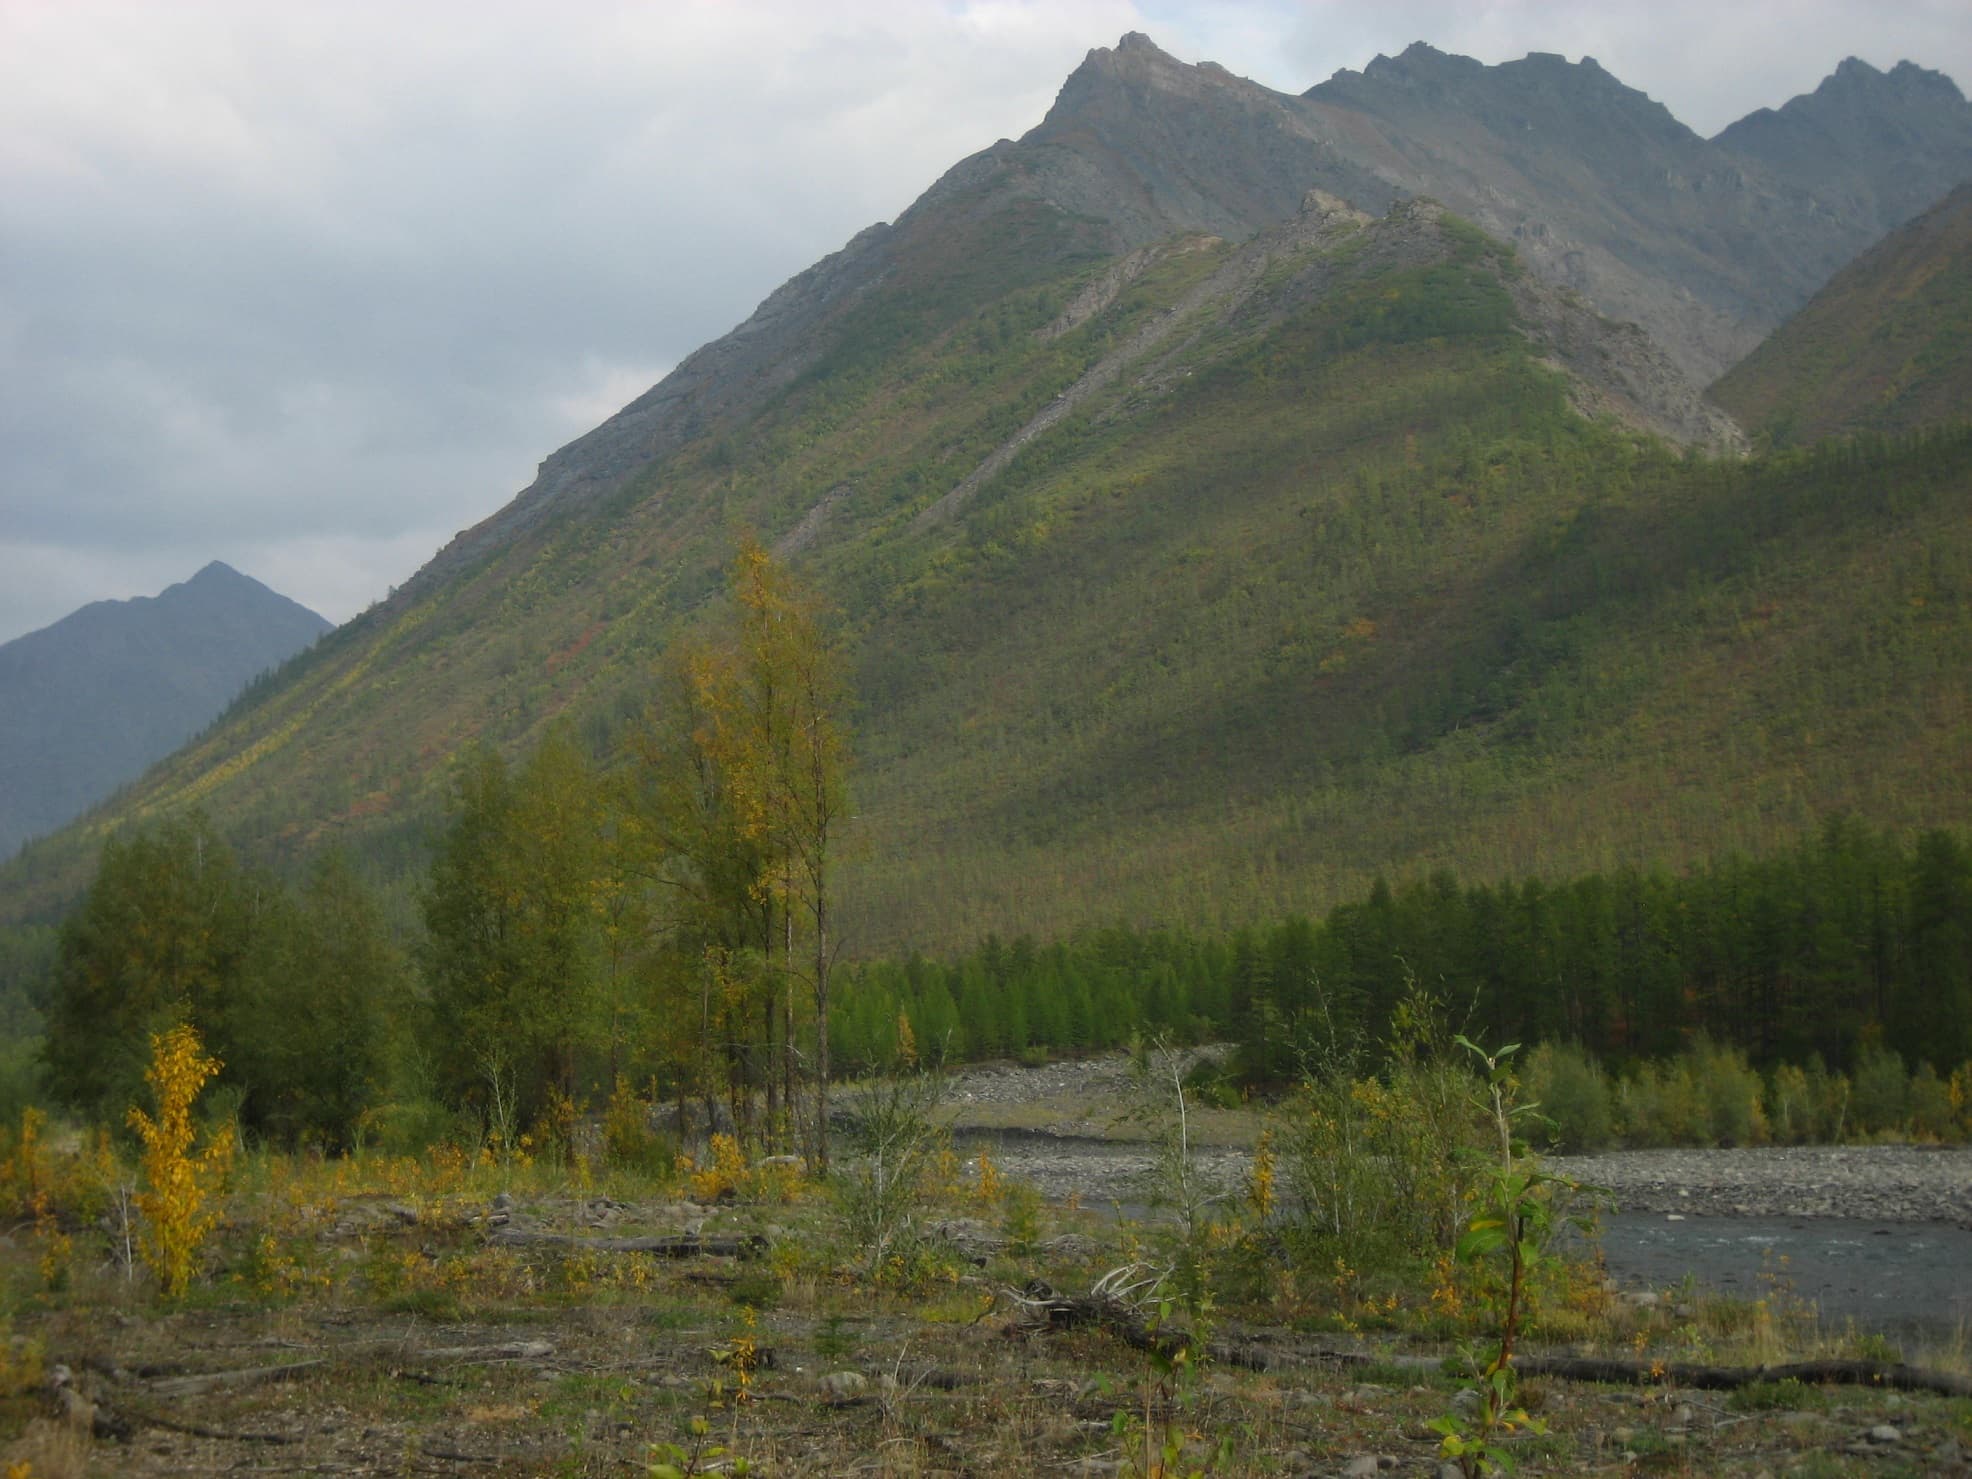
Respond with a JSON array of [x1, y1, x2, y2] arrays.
[[6, 37, 1972, 951], [415, 38, 1972, 586], [1303, 46, 1972, 383], [1709, 184, 1972, 445], [0, 563, 329, 860]]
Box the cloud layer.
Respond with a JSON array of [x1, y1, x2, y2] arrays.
[[3, 0, 1967, 641]]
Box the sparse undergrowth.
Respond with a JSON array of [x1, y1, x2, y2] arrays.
[[0, 1090, 1965, 1477]]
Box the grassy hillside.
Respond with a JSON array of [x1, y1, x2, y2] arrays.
[[1710, 184, 1972, 446], [6, 198, 1972, 955]]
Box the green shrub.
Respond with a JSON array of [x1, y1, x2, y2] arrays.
[[1689, 1037, 1766, 1146], [1803, 1056, 1852, 1141], [1851, 1043, 1909, 1135], [363, 1099, 471, 1157], [1618, 1038, 1765, 1146], [1282, 1054, 1488, 1272], [834, 1068, 947, 1284], [602, 1078, 679, 1178], [1906, 1062, 1955, 1140], [1616, 1061, 1703, 1145], [1519, 1041, 1613, 1150], [1767, 1063, 1815, 1144]]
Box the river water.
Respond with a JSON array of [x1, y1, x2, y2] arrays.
[[1593, 1211, 1972, 1347], [956, 1128, 1972, 1345]]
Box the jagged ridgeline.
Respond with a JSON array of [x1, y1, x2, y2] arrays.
[[5, 37, 1972, 951]]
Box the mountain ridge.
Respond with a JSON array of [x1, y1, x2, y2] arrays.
[[406, 35, 1971, 603], [4, 36, 1972, 948]]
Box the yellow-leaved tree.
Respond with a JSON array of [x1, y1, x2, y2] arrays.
[[127, 1024, 234, 1298], [710, 538, 849, 1170]]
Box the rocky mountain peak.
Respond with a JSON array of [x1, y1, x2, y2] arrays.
[[1713, 52, 1972, 266], [1887, 59, 1967, 101], [1041, 28, 1264, 130], [1366, 40, 1468, 73], [1824, 56, 1963, 102], [1313, 44, 1699, 154], [391, 34, 1972, 604]]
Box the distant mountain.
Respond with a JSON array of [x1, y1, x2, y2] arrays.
[[0, 563, 329, 859], [1710, 183, 1972, 445]]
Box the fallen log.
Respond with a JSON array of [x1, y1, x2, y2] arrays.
[[146, 1360, 324, 1399], [416, 1339, 556, 1363], [120, 1406, 301, 1445], [1146, 1340, 1972, 1399], [137, 1341, 554, 1402], [1515, 1354, 1972, 1399], [1007, 1275, 1972, 1400], [486, 1228, 767, 1258]]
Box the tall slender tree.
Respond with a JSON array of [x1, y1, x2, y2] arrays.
[[682, 538, 851, 1167]]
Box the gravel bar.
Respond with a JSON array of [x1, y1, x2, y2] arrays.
[[937, 1055, 1972, 1227], [1549, 1145, 1972, 1227]]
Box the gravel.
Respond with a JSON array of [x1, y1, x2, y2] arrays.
[[939, 1054, 1972, 1228], [1550, 1145, 1972, 1227]]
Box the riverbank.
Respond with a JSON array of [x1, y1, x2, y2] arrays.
[[1550, 1145, 1972, 1227], [939, 1054, 1972, 1228]]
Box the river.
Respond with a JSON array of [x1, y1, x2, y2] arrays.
[[954, 1126, 1972, 1345]]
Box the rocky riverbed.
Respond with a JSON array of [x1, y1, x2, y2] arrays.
[[938, 1055, 1972, 1338], [1549, 1145, 1972, 1228], [940, 1054, 1972, 1229]]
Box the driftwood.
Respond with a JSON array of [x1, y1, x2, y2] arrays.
[[1009, 1275, 1194, 1362], [486, 1228, 768, 1258], [119, 1406, 301, 1445], [1010, 1275, 1972, 1400], [415, 1338, 557, 1363], [1515, 1354, 1972, 1399], [136, 1340, 556, 1404], [146, 1359, 324, 1399]]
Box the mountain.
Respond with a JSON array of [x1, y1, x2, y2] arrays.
[[1709, 183, 1972, 445], [0, 563, 329, 860], [1304, 46, 1972, 383], [4, 39, 1972, 950], [417, 37, 1972, 585]]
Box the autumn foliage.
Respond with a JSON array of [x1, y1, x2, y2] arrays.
[[127, 1024, 234, 1298]]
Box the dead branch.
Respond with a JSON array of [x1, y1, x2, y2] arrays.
[[1126, 1336, 1972, 1398], [1007, 1277, 1191, 1363], [146, 1360, 324, 1399], [120, 1405, 302, 1445], [485, 1228, 768, 1257], [1514, 1353, 1972, 1399], [414, 1339, 556, 1362]]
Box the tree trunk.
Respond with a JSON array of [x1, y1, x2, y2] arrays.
[[814, 869, 830, 1173], [783, 885, 796, 1151], [762, 992, 777, 1147]]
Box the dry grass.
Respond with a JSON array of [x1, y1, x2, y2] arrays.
[[0, 1139, 1962, 1477]]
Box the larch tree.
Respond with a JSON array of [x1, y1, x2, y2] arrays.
[[671, 538, 851, 1168], [729, 538, 850, 1170], [422, 734, 603, 1136]]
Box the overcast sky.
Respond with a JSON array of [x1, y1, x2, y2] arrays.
[[4, 0, 1969, 644]]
